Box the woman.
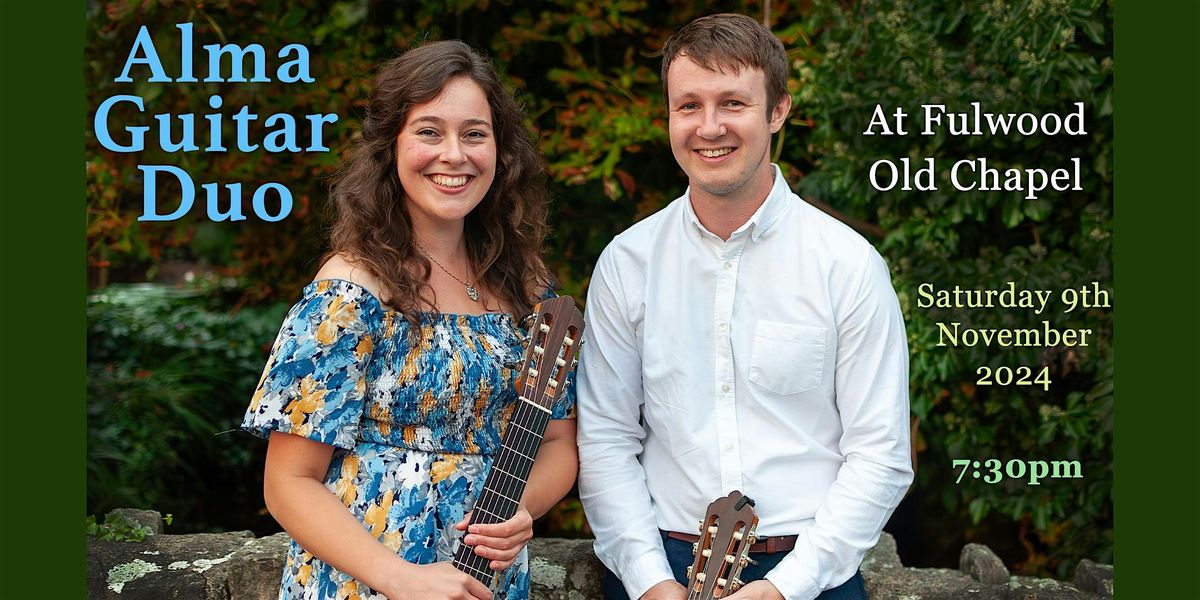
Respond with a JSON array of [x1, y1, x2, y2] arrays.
[[242, 40, 577, 600]]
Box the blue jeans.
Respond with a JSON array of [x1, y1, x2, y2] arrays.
[[601, 531, 867, 599]]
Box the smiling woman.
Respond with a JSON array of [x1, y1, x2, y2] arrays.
[[324, 41, 551, 321], [395, 77, 498, 234], [240, 40, 578, 600]]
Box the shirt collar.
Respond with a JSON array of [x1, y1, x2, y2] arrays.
[[682, 164, 791, 242]]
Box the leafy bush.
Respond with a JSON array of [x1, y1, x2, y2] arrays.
[[793, 0, 1113, 576], [87, 283, 287, 532], [86, 512, 173, 542]]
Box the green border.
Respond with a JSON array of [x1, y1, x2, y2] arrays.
[[1117, 1, 1200, 596], [0, 1, 84, 594]]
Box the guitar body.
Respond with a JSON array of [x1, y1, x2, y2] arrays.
[[685, 491, 760, 600], [451, 296, 584, 588]]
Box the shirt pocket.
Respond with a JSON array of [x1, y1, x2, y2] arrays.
[[748, 321, 828, 395]]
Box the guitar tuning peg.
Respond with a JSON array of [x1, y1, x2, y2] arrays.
[[738, 556, 757, 568], [745, 533, 757, 545], [697, 520, 704, 533], [730, 578, 745, 592], [686, 565, 693, 579], [692, 542, 699, 555], [520, 313, 537, 330]]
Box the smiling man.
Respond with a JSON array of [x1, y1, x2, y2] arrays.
[[577, 13, 914, 600]]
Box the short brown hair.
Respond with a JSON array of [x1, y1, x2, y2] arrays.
[[661, 13, 789, 114]]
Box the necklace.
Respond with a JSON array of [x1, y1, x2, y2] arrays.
[[413, 241, 480, 302]]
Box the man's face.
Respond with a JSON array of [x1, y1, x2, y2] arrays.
[[666, 56, 790, 203]]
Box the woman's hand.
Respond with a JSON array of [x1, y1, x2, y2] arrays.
[[455, 507, 534, 571], [381, 561, 493, 600]]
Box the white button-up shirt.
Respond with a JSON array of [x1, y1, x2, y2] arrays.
[[577, 166, 913, 600]]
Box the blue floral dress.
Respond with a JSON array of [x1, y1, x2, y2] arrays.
[[242, 279, 574, 600]]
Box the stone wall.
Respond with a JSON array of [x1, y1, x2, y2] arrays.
[[87, 510, 1112, 599]]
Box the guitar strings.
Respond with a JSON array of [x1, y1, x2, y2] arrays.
[[473, 336, 551, 520], [470, 348, 560, 521], [454, 306, 580, 582], [453, 347, 545, 581], [474, 400, 547, 522], [452, 332, 570, 581], [454, 375, 553, 578]]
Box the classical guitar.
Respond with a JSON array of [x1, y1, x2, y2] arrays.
[[450, 295, 584, 588], [685, 490, 760, 599]]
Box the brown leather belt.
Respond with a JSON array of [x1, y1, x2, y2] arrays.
[[663, 530, 798, 554]]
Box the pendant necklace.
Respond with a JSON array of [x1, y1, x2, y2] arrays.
[[413, 241, 480, 302]]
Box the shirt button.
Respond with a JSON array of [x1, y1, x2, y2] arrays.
[[723, 444, 734, 453], [718, 322, 728, 332], [723, 262, 733, 271], [721, 384, 731, 392]]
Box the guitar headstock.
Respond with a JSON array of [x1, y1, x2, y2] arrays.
[[516, 296, 584, 411], [685, 491, 759, 600]]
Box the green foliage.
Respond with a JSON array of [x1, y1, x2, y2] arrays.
[[794, 0, 1113, 576], [86, 512, 171, 542], [540, 497, 592, 539], [85, 0, 1113, 575], [87, 283, 287, 531]]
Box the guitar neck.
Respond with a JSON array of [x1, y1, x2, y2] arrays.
[[451, 397, 553, 585], [450, 294, 584, 587]]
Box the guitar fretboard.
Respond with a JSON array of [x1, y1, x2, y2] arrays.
[[451, 396, 553, 585]]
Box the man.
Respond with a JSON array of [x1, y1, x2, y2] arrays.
[[576, 13, 913, 600]]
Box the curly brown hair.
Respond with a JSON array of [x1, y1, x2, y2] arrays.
[[325, 40, 551, 324]]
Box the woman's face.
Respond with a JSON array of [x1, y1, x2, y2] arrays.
[[396, 76, 497, 228]]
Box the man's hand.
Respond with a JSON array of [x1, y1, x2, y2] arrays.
[[455, 508, 534, 571], [638, 579, 687, 600], [382, 562, 493, 600], [724, 579, 785, 600]]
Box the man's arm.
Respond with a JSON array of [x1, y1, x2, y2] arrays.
[[762, 247, 915, 600], [577, 247, 680, 600]]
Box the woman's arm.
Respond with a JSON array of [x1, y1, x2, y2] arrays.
[[522, 418, 580, 518], [460, 418, 580, 569], [265, 431, 493, 600]]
